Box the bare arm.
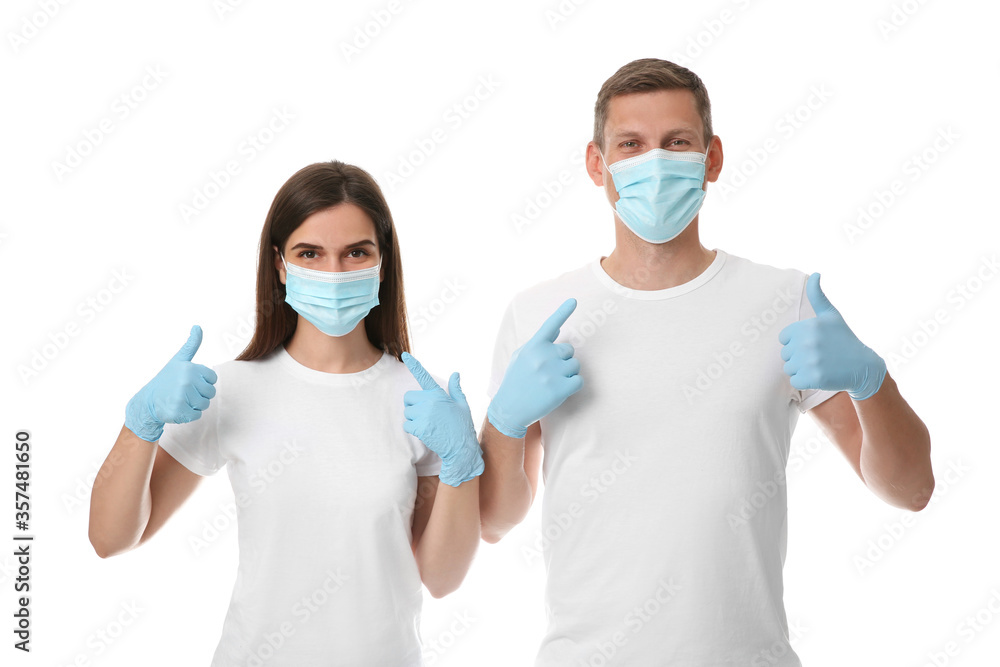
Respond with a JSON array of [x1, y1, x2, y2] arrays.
[[809, 373, 934, 511], [806, 392, 865, 483], [478, 418, 542, 544], [411, 474, 480, 598], [88, 424, 203, 558]]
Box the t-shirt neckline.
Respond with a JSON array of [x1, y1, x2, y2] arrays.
[[275, 344, 391, 385], [590, 248, 727, 300]]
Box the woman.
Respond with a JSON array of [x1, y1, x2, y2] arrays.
[[89, 161, 484, 666]]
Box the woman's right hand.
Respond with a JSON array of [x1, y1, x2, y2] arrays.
[[124, 325, 218, 442]]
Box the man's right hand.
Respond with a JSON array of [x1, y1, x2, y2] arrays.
[[124, 325, 219, 443], [487, 298, 583, 439]]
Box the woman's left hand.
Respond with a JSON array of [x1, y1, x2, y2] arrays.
[[401, 352, 485, 487]]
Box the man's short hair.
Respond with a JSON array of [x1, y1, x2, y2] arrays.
[[594, 58, 713, 153]]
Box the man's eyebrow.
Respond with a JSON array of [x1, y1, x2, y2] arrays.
[[289, 240, 377, 251], [609, 127, 698, 139]]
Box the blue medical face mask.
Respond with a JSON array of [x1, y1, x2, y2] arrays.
[[280, 252, 382, 337], [599, 146, 709, 244]]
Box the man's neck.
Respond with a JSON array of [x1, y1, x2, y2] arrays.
[[600, 222, 716, 291]]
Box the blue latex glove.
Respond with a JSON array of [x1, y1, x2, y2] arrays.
[[125, 325, 219, 442], [401, 351, 484, 487], [487, 298, 583, 438], [778, 273, 886, 401]]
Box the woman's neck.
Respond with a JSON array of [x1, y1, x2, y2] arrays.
[[284, 320, 383, 374]]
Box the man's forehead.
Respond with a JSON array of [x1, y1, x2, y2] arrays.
[[607, 87, 698, 110], [605, 90, 702, 134], [608, 125, 700, 139]]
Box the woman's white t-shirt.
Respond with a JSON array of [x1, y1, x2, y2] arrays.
[[158, 345, 442, 667]]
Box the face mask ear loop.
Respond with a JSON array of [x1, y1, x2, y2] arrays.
[[599, 147, 626, 225], [698, 140, 711, 190], [599, 147, 613, 176]]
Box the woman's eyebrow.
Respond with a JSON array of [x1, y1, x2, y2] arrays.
[[289, 239, 376, 251]]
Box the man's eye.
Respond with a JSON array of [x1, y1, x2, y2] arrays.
[[622, 141, 638, 148]]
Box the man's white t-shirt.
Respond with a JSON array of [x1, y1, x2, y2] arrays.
[[486, 248, 838, 666], [158, 345, 443, 667]]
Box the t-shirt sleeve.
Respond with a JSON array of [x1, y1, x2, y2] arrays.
[[790, 272, 841, 414], [407, 370, 445, 477], [413, 444, 442, 477], [157, 366, 224, 476], [486, 298, 519, 401]]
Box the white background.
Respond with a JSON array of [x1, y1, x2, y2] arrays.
[[3, 0, 999, 665]]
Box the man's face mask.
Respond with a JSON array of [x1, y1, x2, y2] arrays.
[[599, 146, 709, 244]]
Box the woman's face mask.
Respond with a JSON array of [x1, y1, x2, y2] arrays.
[[280, 252, 382, 337]]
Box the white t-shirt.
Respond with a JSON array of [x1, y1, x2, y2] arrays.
[[486, 248, 838, 666], [158, 345, 443, 667]]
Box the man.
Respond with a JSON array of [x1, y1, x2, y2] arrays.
[[479, 58, 934, 665]]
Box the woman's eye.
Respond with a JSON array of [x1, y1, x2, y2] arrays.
[[348, 249, 369, 258], [299, 250, 316, 259]]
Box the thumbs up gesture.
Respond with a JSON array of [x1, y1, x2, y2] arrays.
[[125, 325, 219, 442], [401, 352, 484, 487], [778, 273, 886, 401]]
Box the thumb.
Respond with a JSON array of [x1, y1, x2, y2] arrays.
[[448, 372, 468, 408], [806, 272, 837, 316], [172, 325, 203, 362]]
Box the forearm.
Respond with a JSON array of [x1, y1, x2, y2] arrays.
[[414, 476, 480, 598], [88, 425, 157, 557], [478, 418, 533, 543], [855, 373, 934, 511]]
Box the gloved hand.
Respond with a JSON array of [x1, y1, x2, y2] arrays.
[[401, 351, 484, 487], [779, 273, 886, 401], [487, 298, 583, 438], [125, 325, 219, 442]]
